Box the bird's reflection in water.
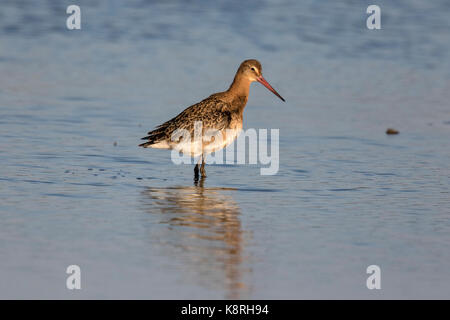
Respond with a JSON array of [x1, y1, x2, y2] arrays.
[[140, 179, 250, 299]]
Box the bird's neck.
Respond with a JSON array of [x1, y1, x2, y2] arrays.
[[226, 75, 251, 108]]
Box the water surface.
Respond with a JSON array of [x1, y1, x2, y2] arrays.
[[0, 0, 450, 299]]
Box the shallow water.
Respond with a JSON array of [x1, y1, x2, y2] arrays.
[[0, 0, 450, 299]]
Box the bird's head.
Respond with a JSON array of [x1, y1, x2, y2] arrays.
[[237, 59, 285, 102]]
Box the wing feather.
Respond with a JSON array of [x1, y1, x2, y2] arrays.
[[139, 96, 232, 148]]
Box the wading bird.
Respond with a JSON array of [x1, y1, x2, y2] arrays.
[[139, 59, 284, 180]]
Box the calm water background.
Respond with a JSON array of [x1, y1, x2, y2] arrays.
[[1, 0, 449, 299]]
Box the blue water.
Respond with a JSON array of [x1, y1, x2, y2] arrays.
[[0, 0, 449, 299]]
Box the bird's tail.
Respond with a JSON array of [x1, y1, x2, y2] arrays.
[[139, 141, 154, 148], [139, 125, 170, 148]]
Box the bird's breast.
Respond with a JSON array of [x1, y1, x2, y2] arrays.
[[172, 125, 242, 157], [201, 124, 242, 155]]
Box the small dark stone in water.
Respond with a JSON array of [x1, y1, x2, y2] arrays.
[[136, 177, 143, 180], [386, 128, 399, 135], [99, 169, 105, 171], [88, 168, 93, 171], [113, 141, 118, 146]]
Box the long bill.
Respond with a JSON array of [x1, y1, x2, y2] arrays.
[[257, 76, 285, 102]]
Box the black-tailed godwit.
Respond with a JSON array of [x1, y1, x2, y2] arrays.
[[139, 59, 284, 180]]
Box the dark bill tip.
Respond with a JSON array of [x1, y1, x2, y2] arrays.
[[257, 76, 285, 102]]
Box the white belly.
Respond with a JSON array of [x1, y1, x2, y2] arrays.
[[173, 128, 242, 157]]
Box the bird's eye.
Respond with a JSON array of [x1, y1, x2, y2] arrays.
[[251, 67, 255, 71]]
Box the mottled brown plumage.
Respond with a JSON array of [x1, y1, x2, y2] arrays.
[[139, 96, 240, 147], [139, 59, 284, 180]]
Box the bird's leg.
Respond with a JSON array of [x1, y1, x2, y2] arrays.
[[200, 154, 207, 178], [194, 156, 201, 181], [194, 164, 199, 180]]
